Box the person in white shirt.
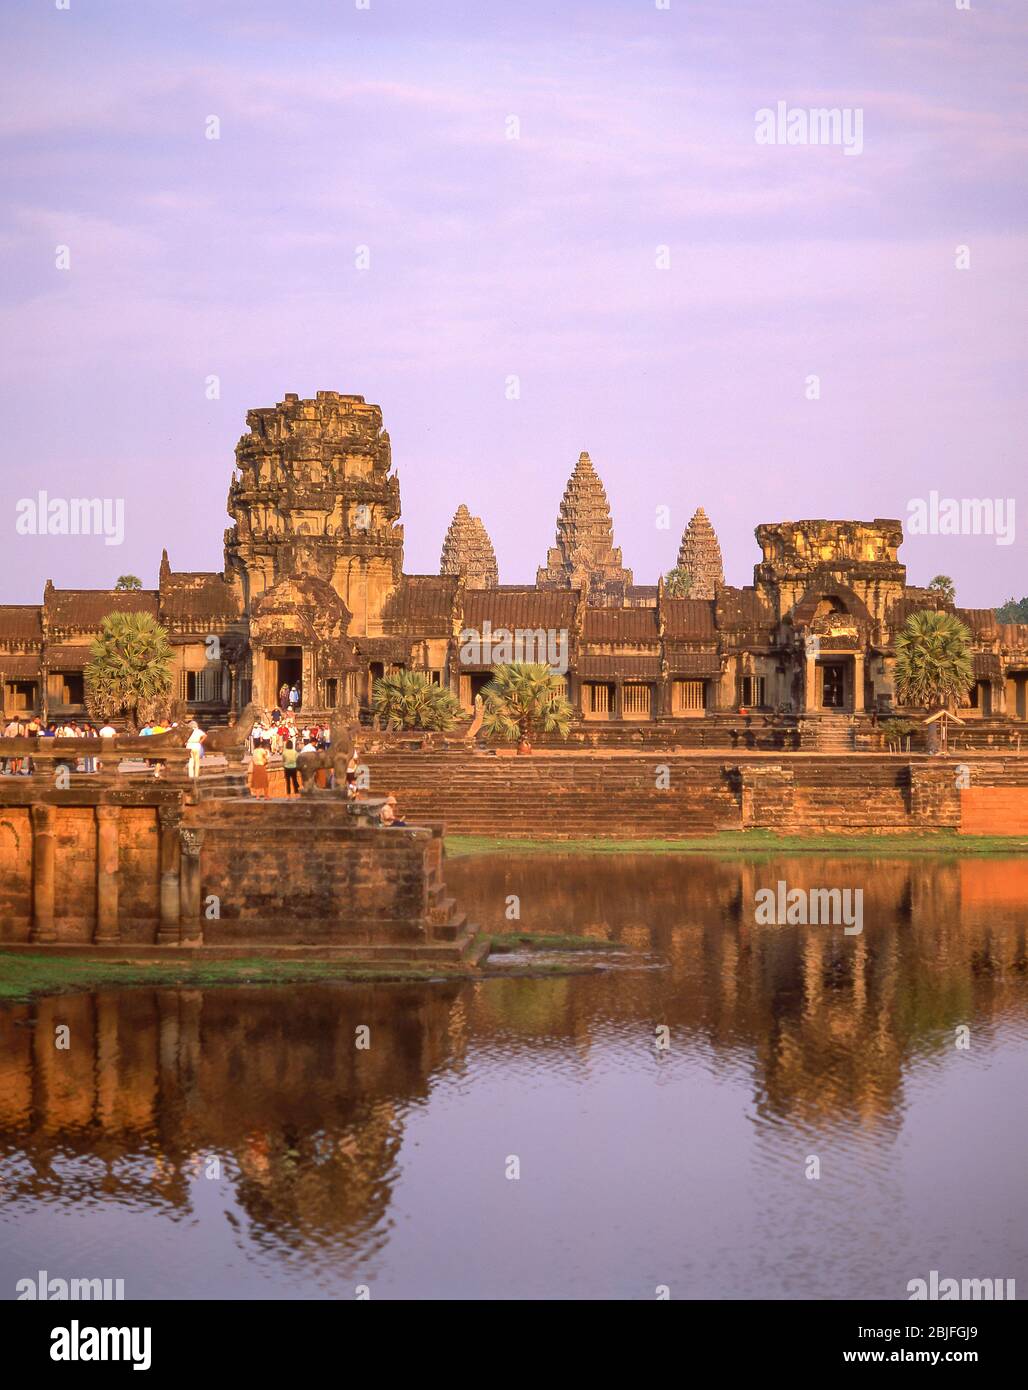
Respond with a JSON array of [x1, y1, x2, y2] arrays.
[[186, 722, 207, 779]]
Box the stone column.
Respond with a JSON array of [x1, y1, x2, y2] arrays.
[[30, 803, 57, 943], [94, 804, 120, 944], [804, 654, 818, 712], [157, 805, 182, 945], [613, 682, 623, 721], [178, 827, 205, 945], [852, 652, 865, 712]]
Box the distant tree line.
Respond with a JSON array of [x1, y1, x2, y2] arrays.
[[995, 596, 1028, 623]]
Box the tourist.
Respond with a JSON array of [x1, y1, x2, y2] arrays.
[[345, 748, 360, 799], [296, 739, 319, 791], [282, 740, 299, 796], [278, 682, 290, 711], [379, 794, 406, 828], [248, 740, 270, 799], [289, 683, 300, 712], [186, 721, 207, 780]]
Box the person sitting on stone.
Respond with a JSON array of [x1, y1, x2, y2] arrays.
[[296, 738, 320, 792], [379, 793, 406, 828]]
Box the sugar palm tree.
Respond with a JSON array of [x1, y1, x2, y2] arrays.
[[664, 567, 692, 598], [85, 610, 174, 730], [115, 575, 143, 590], [894, 609, 974, 711], [372, 670, 462, 731], [481, 662, 573, 744], [927, 574, 955, 605]]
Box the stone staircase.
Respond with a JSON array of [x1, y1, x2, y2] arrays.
[[799, 715, 856, 753], [362, 751, 742, 838]]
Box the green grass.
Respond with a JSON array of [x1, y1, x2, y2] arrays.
[[0, 954, 484, 1002], [446, 830, 1028, 859], [0, 942, 623, 1003]]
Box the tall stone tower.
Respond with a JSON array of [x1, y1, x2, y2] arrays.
[[676, 507, 724, 599], [536, 451, 633, 605], [439, 504, 499, 588], [224, 391, 403, 635]]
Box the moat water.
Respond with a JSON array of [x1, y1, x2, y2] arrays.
[[1, 852, 1027, 1300]]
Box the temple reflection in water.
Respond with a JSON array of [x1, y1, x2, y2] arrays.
[[1, 854, 1026, 1289]]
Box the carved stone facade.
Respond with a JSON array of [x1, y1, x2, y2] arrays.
[[2, 393, 1027, 730], [439, 504, 499, 588], [536, 452, 634, 605], [677, 507, 724, 600]]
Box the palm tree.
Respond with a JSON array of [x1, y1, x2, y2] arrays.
[[372, 670, 462, 731], [85, 611, 174, 729], [481, 662, 573, 744], [927, 574, 955, 605], [894, 609, 974, 711], [664, 568, 692, 598], [115, 575, 143, 590]]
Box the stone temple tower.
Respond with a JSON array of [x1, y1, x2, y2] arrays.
[[224, 391, 403, 635], [439, 504, 499, 588], [536, 451, 633, 605], [676, 507, 724, 600]]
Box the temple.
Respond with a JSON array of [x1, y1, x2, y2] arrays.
[[3, 390, 1028, 736]]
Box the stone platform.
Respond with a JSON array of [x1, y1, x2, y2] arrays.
[[0, 756, 481, 959]]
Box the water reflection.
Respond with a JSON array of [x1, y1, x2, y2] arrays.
[[1, 854, 1026, 1299]]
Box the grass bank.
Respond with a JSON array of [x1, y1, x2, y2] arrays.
[[446, 830, 1028, 858], [0, 940, 624, 1003]]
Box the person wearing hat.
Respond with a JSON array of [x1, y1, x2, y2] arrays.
[[379, 793, 406, 828]]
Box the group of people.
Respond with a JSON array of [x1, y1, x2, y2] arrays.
[[1, 717, 118, 775]]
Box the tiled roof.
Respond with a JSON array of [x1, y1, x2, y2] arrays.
[[0, 605, 43, 641], [973, 653, 1002, 679], [668, 652, 721, 677], [578, 654, 661, 679], [998, 622, 1028, 648], [664, 598, 717, 639], [463, 587, 577, 631], [46, 643, 93, 670], [160, 572, 241, 623], [956, 608, 998, 639], [0, 653, 42, 678], [357, 636, 414, 663], [582, 607, 659, 641], [45, 588, 159, 629], [716, 587, 773, 628], [381, 575, 457, 629]]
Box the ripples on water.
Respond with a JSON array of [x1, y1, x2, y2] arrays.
[[1, 853, 1026, 1299]]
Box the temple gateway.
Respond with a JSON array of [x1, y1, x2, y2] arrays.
[[3, 390, 1027, 735]]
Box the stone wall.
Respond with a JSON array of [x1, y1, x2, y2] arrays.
[[362, 750, 1028, 839], [0, 775, 472, 956]]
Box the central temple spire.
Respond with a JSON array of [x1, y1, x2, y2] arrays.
[[536, 451, 633, 605]]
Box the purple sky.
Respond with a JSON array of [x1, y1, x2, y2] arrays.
[[2, 0, 1026, 607]]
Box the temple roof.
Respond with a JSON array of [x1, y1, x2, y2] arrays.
[[0, 605, 44, 643], [382, 575, 458, 630], [463, 587, 577, 631], [676, 507, 724, 600], [664, 597, 718, 640], [439, 505, 499, 588], [583, 607, 659, 642], [43, 586, 159, 629]]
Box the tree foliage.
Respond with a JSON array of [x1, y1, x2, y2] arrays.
[[85, 611, 174, 728], [372, 670, 462, 731], [481, 662, 573, 742], [995, 595, 1028, 624], [894, 609, 973, 711], [664, 568, 693, 598]]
